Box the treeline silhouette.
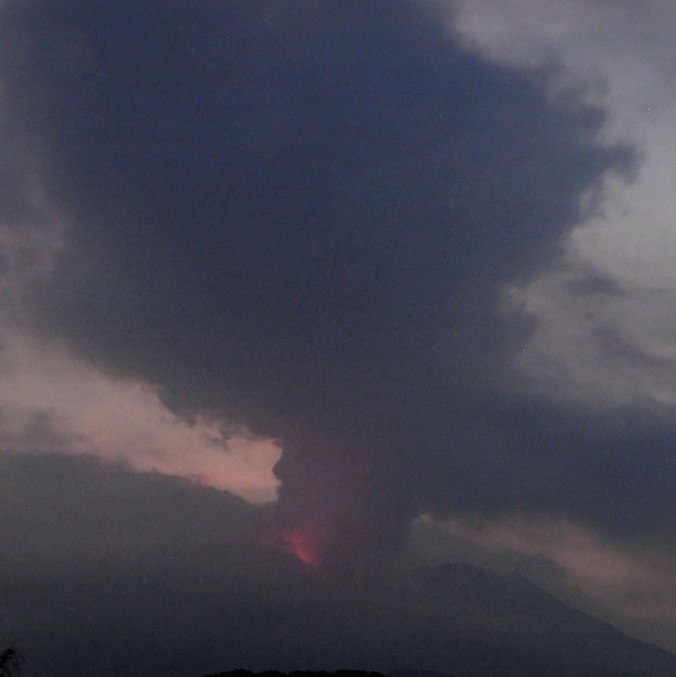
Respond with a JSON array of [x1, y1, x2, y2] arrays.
[[205, 671, 385, 677], [203, 671, 458, 677]]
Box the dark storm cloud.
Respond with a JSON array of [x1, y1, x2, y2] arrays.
[[415, 399, 676, 546], [2, 1, 664, 562]]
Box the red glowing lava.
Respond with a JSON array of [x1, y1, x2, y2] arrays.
[[281, 528, 320, 567]]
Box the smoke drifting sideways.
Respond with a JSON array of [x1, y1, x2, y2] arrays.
[[2, 0, 659, 570]]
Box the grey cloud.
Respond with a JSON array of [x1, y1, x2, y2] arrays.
[[565, 271, 625, 298], [508, 260, 676, 409], [593, 324, 675, 370]]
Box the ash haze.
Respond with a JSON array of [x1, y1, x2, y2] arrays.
[[0, 1, 674, 675]]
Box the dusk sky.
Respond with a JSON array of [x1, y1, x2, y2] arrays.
[[0, 2, 674, 674]]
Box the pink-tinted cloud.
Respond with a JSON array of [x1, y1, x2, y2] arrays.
[[0, 327, 281, 503]]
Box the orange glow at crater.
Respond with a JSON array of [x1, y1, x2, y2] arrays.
[[281, 529, 320, 567]]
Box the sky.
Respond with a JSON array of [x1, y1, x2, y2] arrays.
[[0, 0, 674, 670]]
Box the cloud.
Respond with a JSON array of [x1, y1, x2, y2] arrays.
[[2, 0, 672, 586], [0, 327, 280, 503], [0, 81, 280, 504], [452, 0, 676, 406], [503, 257, 676, 407]]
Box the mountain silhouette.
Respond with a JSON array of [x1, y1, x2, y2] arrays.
[[205, 564, 676, 676]]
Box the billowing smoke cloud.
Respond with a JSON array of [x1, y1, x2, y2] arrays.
[[3, 0, 667, 568]]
